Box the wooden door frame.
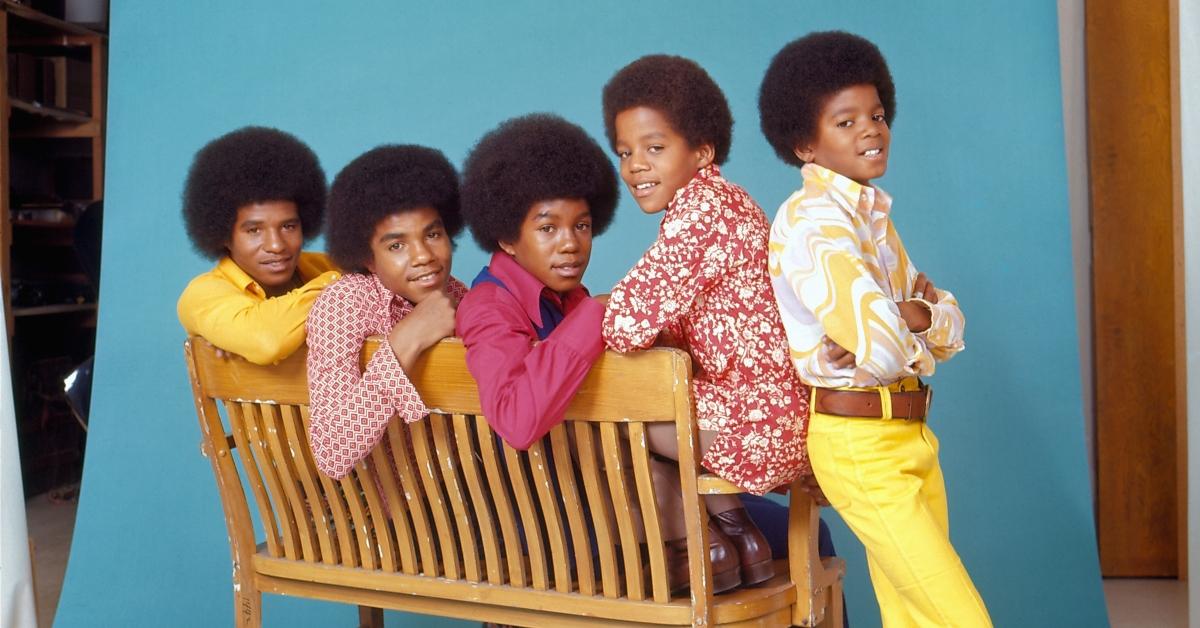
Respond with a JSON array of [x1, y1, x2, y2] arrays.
[[1087, 0, 1187, 578]]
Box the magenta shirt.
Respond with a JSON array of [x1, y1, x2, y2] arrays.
[[455, 251, 605, 449]]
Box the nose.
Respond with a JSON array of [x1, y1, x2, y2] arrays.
[[263, 228, 285, 253], [410, 240, 433, 265], [627, 149, 648, 173], [558, 229, 580, 253]]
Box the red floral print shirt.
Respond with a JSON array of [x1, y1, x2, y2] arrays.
[[603, 165, 810, 494]]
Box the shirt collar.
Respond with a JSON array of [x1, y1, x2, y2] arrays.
[[668, 163, 722, 211], [215, 256, 265, 297], [488, 251, 583, 328], [801, 163, 891, 217]]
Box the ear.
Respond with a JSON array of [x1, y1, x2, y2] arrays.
[[498, 240, 517, 257], [793, 144, 815, 164], [694, 143, 716, 169], [364, 257, 376, 274]]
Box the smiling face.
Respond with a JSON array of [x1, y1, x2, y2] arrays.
[[226, 200, 304, 296], [794, 84, 890, 185], [499, 198, 592, 294], [365, 206, 453, 304], [612, 106, 714, 214]]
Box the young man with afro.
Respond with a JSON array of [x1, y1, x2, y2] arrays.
[[305, 145, 465, 480], [177, 126, 339, 365], [600, 54, 817, 592], [760, 31, 991, 626], [456, 113, 616, 451]]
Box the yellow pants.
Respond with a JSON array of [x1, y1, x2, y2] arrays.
[[807, 385, 992, 628]]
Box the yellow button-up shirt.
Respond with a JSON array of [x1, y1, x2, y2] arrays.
[[177, 252, 339, 365], [768, 164, 964, 389]]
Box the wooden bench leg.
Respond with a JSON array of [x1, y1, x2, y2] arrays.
[[358, 605, 384, 627], [235, 587, 261, 628], [817, 579, 844, 628]]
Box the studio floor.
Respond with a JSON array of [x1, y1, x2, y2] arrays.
[[24, 493, 1188, 627]]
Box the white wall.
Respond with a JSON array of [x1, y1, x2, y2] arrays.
[[1057, 0, 1094, 482], [1181, 0, 1199, 621]]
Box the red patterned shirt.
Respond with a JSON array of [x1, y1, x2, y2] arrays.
[[305, 271, 468, 479], [603, 165, 810, 495]]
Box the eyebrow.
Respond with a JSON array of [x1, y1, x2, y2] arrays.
[[239, 216, 297, 228], [532, 209, 592, 221], [376, 219, 444, 243], [376, 232, 407, 243], [830, 103, 883, 118]]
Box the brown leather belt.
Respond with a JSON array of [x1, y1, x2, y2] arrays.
[[814, 385, 932, 421]]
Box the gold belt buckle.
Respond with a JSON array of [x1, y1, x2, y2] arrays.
[[920, 384, 934, 421], [896, 383, 932, 421]]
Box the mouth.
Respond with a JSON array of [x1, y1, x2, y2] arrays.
[[861, 147, 884, 159], [407, 268, 443, 286], [630, 181, 659, 198], [261, 257, 293, 273], [551, 261, 583, 279]]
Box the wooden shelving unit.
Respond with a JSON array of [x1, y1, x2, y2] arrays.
[[1, 0, 106, 328], [1, 0, 106, 495]]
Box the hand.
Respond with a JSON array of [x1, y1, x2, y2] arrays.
[[897, 300, 932, 333], [387, 290, 458, 371], [798, 474, 830, 507], [910, 272, 939, 304], [592, 293, 611, 307], [822, 336, 856, 369]]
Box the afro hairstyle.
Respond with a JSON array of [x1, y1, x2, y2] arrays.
[[758, 31, 896, 167], [460, 113, 618, 253], [325, 144, 462, 273], [182, 126, 326, 260], [601, 54, 733, 165]]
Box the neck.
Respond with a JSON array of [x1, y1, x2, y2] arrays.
[[264, 273, 302, 297]]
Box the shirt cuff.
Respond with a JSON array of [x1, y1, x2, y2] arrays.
[[910, 298, 961, 347], [907, 297, 935, 336]]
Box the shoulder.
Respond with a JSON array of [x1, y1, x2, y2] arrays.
[[666, 177, 761, 244], [459, 280, 513, 316], [457, 281, 527, 333], [310, 272, 376, 319], [447, 276, 469, 301], [322, 271, 375, 297], [687, 172, 761, 218], [298, 251, 340, 277], [789, 180, 850, 227], [178, 264, 240, 307]]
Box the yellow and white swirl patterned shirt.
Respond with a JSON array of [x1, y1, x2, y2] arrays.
[[768, 163, 964, 389]]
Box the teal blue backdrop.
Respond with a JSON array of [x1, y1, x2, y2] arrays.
[[56, 2, 1108, 626]]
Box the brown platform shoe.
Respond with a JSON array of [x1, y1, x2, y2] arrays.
[[665, 520, 742, 594], [712, 507, 774, 586]]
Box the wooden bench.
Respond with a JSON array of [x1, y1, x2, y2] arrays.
[[184, 336, 844, 627]]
